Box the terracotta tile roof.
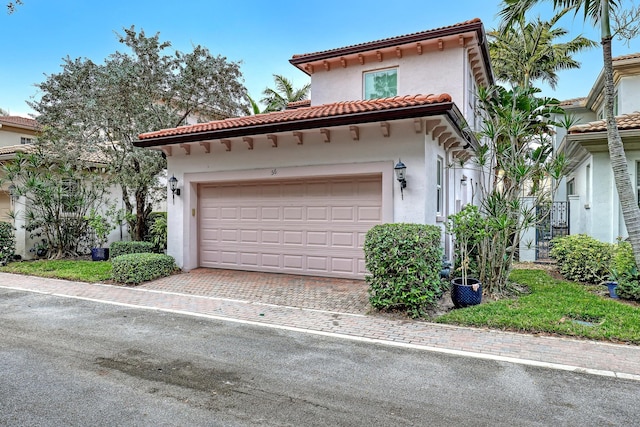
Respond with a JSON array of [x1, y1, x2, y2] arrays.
[[138, 94, 453, 142], [559, 97, 587, 107], [286, 100, 311, 109], [613, 52, 640, 62], [0, 142, 107, 164], [290, 19, 482, 62], [0, 144, 34, 156], [569, 112, 640, 133], [0, 116, 40, 131]]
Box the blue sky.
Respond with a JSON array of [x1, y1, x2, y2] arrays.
[[2, 0, 640, 117]]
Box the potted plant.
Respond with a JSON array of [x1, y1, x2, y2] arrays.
[[85, 208, 116, 261], [607, 239, 635, 299], [446, 205, 484, 308]]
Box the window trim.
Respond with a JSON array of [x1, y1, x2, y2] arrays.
[[436, 156, 444, 216]]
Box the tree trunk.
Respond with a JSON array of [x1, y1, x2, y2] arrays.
[[602, 37, 640, 267]]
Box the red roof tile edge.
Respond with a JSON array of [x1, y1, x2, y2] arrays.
[[569, 111, 640, 133], [0, 116, 40, 130], [139, 94, 452, 141], [290, 18, 482, 61]]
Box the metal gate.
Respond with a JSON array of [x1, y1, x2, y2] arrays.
[[535, 201, 569, 260]]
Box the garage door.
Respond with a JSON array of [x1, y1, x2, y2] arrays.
[[198, 175, 382, 279]]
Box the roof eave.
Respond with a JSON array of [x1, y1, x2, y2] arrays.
[[135, 102, 469, 148]]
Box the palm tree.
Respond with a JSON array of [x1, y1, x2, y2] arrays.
[[0, 107, 9, 116], [260, 74, 310, 112], [499, 0, 640, 268], [489, 8, 597, 89]]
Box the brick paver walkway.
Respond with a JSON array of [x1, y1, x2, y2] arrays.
[[2, 270, 639, 381]]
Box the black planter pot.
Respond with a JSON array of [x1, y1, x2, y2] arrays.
[[91, 247, 110, 262], [451, 277, 482, 308]]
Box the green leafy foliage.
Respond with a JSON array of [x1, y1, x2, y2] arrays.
[[29, 27, 249, 241], [1, 152, 109, 258], [110, 241, 155, 258], [0, 221, 16, 265], [144, 212, 167, 252], [364, 223, 444, 318], [467, 85, 568, 295], [610, 241, 640, 301], [549, 234, 612, 284], [446, 205, 484, 282], [111, 252, 176, 285]]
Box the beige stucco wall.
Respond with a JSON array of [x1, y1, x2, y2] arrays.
[[164, 120, 471, 269], [0, 127, 35, 148], [309, 47, 466, 108]]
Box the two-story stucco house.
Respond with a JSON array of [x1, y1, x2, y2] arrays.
[[557, 53, 640, 244], [135, 19, 493, 279]]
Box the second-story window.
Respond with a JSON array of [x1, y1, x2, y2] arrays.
[[21, 137, 33, 144], [363, 68, 397, 100]]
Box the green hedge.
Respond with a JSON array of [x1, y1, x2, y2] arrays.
[[0, 221, 15, 266], [110, 241, 155, 258], [364, 223, 444, 318], [112, 253, 177, 285], [549, 234, 612, 284]]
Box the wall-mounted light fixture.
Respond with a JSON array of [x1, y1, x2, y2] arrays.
[[168, 175, 180, 203], [461, 175, 468, 186], [8, 184, 17, 204], [394, 160, 407, 199]]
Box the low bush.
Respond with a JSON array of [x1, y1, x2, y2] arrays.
[[611, 241, 640, 301], [549, 234, 612, 284], [110, 241, 155, 258], [364, 223, 444, 318], [112, 253, 177, 285], [0, 221, 16, 266]]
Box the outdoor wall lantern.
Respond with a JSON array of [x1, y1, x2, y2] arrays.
[[168, 175, 180, 203], [461, 175, 468, 186], [394, 160, 407, 199], [8, 184, 17, 204]]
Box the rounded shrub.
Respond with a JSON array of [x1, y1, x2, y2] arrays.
[[110, 241, 155, 258], [0, 221, 16, 266], [549, 234, 612, 284], [112, 253, 177, 285], [364, 223, 444, 318]]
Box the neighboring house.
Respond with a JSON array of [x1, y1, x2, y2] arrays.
[[556, 53, 640, 244], [0, 116, 40, 257], [136, 19, 493, 279], [0, 115, 128, 258]]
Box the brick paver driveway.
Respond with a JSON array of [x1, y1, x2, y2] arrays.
[[140, 268, 371, 314]]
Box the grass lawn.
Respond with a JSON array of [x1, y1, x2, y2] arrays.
[[0, 260, 112, 283], [436, 269, 640, 344]]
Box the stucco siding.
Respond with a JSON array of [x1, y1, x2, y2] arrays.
[[309, 48, 466, 107], [163, 123, 462, 270]]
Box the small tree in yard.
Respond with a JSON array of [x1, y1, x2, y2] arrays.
[[1, 150, 109, 259], [454, 85, 567, 296]]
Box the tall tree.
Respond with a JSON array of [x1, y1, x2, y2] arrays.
[[260, 74, 310, 112], [489, 8, 597, 89], [30, 26, 249, 240], [500, 0, 640, 268]]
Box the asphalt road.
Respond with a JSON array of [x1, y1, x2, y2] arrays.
[[2, 288, 639, 426]]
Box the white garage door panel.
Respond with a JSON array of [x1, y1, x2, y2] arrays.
[[198, 175, 382, 279]]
